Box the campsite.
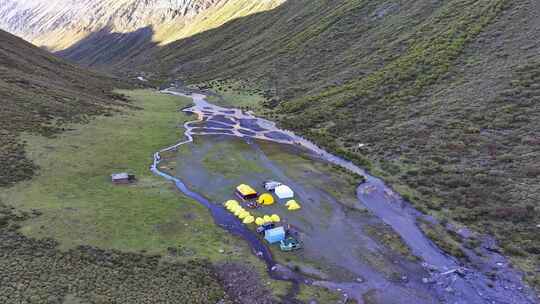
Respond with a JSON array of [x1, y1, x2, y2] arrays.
[[159, 134, 436, 297]]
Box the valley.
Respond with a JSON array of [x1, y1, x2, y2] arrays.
[[0, 0, 539, 303]]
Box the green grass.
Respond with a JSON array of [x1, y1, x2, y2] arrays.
[[202, 139, 266, 179], [194, 79, 268, 111], [297, 284, 344, 303], [0, 89, 295, 301], [0, 29, 130, 187], [0, 90, 251, 261]]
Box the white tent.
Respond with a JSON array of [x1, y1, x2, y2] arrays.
[[274, 185, 294, 199]]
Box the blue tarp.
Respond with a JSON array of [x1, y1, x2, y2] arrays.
[[264, 227, 285, 244]]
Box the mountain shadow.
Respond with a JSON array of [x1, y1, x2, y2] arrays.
[[56, 26, 158, 69]]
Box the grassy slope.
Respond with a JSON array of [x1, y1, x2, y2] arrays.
[[0, 89, 290, 301], [0, 206, 233, 304], [0, 29, 131, 187], [155, 0, 285, 45], [131, 0, 539, 289]]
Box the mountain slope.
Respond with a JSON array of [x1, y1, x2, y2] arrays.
[[130, 0, 540, 289], [0, 29, 129, 186]]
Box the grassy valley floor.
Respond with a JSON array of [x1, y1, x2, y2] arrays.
[[0, 89, 298, 303]]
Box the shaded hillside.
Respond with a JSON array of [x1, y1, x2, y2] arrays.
[[0, 29, 130, 186], [132, 0, 540, 289], [55, 0, 284, 68]]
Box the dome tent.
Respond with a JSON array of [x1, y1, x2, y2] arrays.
[[263, 215, 272, 223], [255, 217, 265, 226], [257, 193, 275, 205], [234, 208, 245, 216], [274, 185, 294, 199], [243, 216, 255, 224], [229, 204, 240, 212], [225, 200, 239, 208], [286, 200, 301, 211]]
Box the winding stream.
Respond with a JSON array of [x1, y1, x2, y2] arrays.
[[151, 88, 537, 304]]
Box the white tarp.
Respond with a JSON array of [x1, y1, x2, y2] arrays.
[[274, 185, 294, 199]]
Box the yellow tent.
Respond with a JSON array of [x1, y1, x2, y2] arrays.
[[257, 193, 275, 206], [263, 215, 272, 223], [243, 216, 255, 224], [255, 217, 265, 226], [234, 208, 245, 216], [286, 200, 301, 211], [270, 214, 281, 223], [225, 200, 239, 208], [229, 205, 240, 212], [238, 211, 250, 219], [236, 184, 258, 200]]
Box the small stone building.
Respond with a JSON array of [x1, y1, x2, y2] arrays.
[[111, 173, 135, 184]]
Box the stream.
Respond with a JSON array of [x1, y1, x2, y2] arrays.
[[151, 88, 537, 304]]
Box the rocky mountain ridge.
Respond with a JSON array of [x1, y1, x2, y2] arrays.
[[0, 0, 282, 51]]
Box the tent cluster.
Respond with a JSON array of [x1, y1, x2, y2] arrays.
[[224, 200, 255, 224], [225, 183, 299, 228], [226, 184, 302, 252]]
